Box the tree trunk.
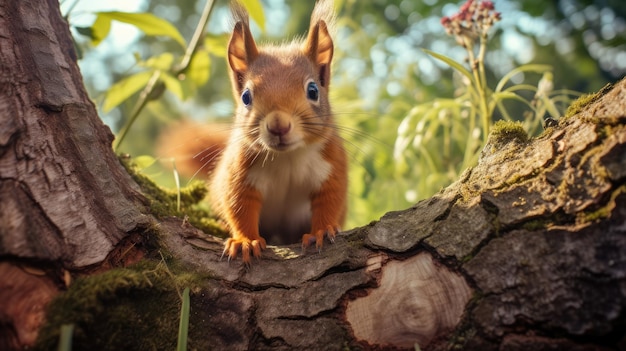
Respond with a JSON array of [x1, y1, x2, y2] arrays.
[[0, 0, 149, 348], [1, 1, 625, 350]]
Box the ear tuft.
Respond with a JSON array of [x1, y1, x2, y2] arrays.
[[228, 3, 259, 92]]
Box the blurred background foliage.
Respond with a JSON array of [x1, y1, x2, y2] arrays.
[[62, 0, 625, 229]]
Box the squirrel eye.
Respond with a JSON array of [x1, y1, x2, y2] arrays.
[[241, 88, 252, 106], [306, 81, 319, 101]]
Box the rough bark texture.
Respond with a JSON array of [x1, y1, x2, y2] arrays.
[[0, 0, 149, 347], [0, 0, 149, 267], [0, 0, 625, 350]]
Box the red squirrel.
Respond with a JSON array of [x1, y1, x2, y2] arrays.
[[160, 0, 347, 264]]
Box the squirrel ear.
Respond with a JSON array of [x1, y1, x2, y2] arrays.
[[303, 20, 333, 88], [228, 21, 259, 91]]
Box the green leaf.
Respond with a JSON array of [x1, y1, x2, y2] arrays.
[[160, 72, 193, 101], [491, 91, 529, 104], [133, 155, 157, 169], [422, 49, 474, 84], [239, 0, 266, 31], [74, 26, 94, 39], [102, 70, 154, 112], [96, 11, 187, 48], [140, 52, 175, 71], [187, 50, 211, 86], [90, 15, 112, 46], [204, 34, 230, 58], [495, 64, 552, 93], [503, 84, 539, 94]]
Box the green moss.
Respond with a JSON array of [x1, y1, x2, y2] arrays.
[[576, 185, 626, 225], [521, 218, 549, 231], [577, 206, 611, 224], [564, 82, 613, 119], [120, 155, 227, 238], [459, 121, 531, 199], [34, 259, 207, 351], [505, 168, 540, 188], [478, 120, 529, 161], [490, 120, 529, 144]]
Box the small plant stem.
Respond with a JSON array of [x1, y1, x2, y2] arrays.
[[177, 287, 190, 351], [464, 35, 490, 144], [462, 101, 477, 169], [443, 112, 450, 161], [172, 159, 181, 212], [459, 36, 483, 168], [477, 34, 489, 89], [113, 0, 216, 152], [58, 324, 74, 351], [477, 33, 490, 141], [114, 70, 162, 151], [476, 78, 490, 143], [175, 0, 216, 75], [62, 0, 80, 19]]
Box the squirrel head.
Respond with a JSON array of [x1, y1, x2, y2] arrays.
[[227, 1, 336, 153]]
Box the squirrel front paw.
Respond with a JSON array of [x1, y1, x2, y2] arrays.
[[301, 224, 339, 253], [222, 236, 267, 264]]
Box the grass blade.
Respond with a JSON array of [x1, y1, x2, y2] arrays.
[[58, 324, 74, 351], [177, 287, 190, 351], [422, 49, 474, 83], [172, 159, 181, 212]]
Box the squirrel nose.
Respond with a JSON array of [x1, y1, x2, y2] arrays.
[[266, 113, 292, 136], [267, 123, 291, 136]]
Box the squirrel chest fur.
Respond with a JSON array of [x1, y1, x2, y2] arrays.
[[164, 0, 347, 264], [213, 135, 333, 245]]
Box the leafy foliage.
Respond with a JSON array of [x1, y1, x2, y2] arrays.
[[89, 12, 186, 47], [395, 1, 580, 206]]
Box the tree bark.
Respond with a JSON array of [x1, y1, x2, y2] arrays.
[[0, 0, 149, 348], [1, 0, 625, 350]]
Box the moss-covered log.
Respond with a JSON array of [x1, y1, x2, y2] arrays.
[[1, 0, 625, 350]]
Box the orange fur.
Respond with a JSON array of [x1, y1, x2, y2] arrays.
[[305, 135, 348, 248], [160, 0, 346, 264], [156, 121, 228, 177]]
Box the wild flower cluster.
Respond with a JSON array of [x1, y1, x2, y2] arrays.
[[436, 0, 503, 144], [440, 0, 501, 47]]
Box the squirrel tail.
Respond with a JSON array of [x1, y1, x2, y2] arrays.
[[156, 121, 229, 179]]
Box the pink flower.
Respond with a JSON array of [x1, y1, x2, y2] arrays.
[[460, 0, 475, 13], [440, 0, 501, 38], [481, 1, 494, 10]]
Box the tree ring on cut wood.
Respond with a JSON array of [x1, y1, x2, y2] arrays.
[[345, 252, 472, 349]]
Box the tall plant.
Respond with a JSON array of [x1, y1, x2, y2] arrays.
[[394, 0, 578, 200]]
